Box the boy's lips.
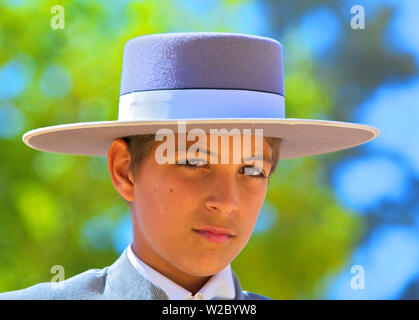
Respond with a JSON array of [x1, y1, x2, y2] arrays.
[[192, 226, 236, 243], [192, 225, 235, 236]]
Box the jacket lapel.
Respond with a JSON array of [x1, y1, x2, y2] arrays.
[[231, 269, 245, 300], [105, 249, 169, 300]]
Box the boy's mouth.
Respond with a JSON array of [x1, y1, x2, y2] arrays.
[[193, 230, 234, 243], [192, 226, 235, 243]]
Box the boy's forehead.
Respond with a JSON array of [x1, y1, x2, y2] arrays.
[[168, 132, 272, 163]]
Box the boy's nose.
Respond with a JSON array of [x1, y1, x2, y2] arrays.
[[204, 174, 239, 216]]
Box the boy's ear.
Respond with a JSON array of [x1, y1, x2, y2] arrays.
[[108, 138, 135, 202]]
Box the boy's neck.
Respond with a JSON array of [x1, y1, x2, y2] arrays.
[[131, 241, 212, 295]]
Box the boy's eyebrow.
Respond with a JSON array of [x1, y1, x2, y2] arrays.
[[180, 147, 272, 164], [244, 154, 272, 164]]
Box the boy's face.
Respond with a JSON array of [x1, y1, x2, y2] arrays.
[[112, 133, 274, 277]]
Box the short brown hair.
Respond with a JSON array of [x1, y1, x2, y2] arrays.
[[121, 134, 281, 182]]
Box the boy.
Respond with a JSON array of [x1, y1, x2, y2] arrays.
[[0, 32, 378, 300]]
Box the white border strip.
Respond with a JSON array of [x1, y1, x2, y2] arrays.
[[118, 89, 285, 121]]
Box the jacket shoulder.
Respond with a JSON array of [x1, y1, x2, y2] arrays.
[[230, 269, 272, 300], [0, 267, 109, 300], [242, 290, 273, 300]]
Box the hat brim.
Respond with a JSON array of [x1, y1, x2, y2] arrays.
[[22, 118, 379, 159]]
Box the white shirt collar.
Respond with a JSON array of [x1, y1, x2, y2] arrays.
[[126, 243, 236, 300]]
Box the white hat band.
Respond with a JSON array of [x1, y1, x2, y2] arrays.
[[118, 89, 285, 121]]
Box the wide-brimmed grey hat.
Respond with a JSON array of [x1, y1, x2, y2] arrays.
[[22, 32, 379, 159]]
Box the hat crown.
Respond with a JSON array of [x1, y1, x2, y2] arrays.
[[119, 32, 284, 96]]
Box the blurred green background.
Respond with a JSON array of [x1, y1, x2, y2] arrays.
[[1, 0, 418, 299]]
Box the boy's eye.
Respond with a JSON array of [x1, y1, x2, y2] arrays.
[[178, 159, 267, 179], [188, 158, 208, 167], [178, 158, 208, 168], [242, 166, 267, 179]]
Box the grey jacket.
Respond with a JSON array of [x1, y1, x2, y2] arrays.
[[0, 249, 271, 300]]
